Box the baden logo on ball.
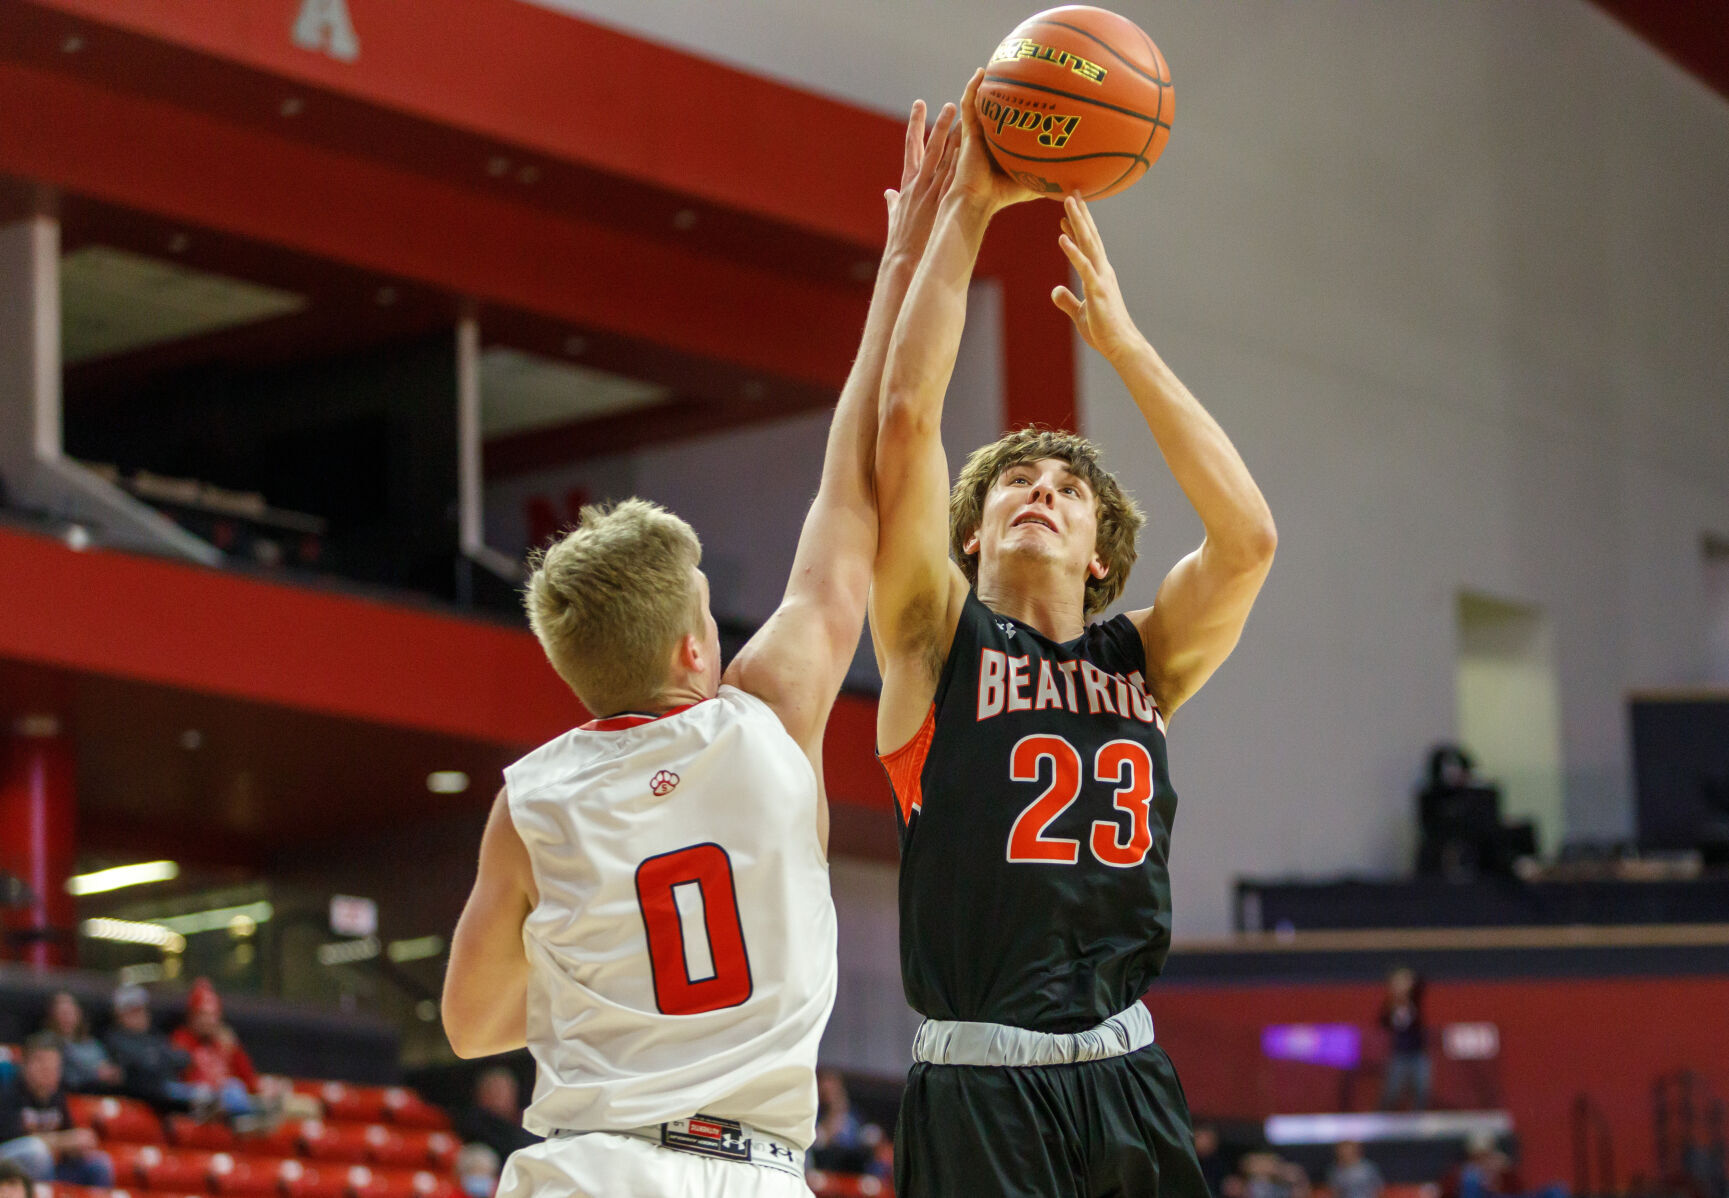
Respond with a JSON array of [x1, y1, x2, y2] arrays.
[[977, 5, 1174, 201]]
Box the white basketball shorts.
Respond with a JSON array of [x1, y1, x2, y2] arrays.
[[498, 1134, 812, 1198]]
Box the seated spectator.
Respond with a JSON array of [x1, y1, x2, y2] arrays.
[[0, 1158, 32, 1198], [0, 1035, 115, 1186], [171, 979, 260, 1121], [40, 992, 122, 1094], [809, 1067, 878, 1175], [453, 1068, 538, 1164], [1195, 1124, 1231, 1198], [455, 1143, 500, 1198], [1330, 1141, 1385, 1198], [1453, 1131, 1566, 1198], [105, 984, 196, 1114], [1236, 1151, 1311, 1198]]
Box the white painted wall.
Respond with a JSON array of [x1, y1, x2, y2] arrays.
[[1456, 593, 1565, 855], [502, 1, 1729, 934]]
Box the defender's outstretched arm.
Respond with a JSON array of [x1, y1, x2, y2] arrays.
[[1053, 195, 1277, 718], [725, 101, 959, 786], [871, 70, 1038, 752], [443, 789, 536, 1058]]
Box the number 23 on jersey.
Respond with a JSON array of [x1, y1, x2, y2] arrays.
[[1007, 734, 1155, 867]]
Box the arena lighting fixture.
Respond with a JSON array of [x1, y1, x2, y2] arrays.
[[426, 771, 469, 794], [386, 935, 445, 963], [317, 936, 380, 966], [66, 860, 180, 896], [81, 918, 187, 953], [154, 900, 274, 936]]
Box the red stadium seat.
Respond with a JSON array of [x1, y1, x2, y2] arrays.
[[299, 1123, 375, 1164], [104, 1142, 159, 1186], [280, 1162, 369, 1198], [236, 1119, 309, 1158], [209, 1153, 292, 1197], [380, 1092, 448, 1132], [312, 1084, 390, 1125], [349, 1169, 454, 1198], [807, 1172, 891, 1198], [167, 1115, 237, 1151], [68, 1096, 166, 1145], [134, 1147, 220, 1192], [362, 1129, 456, 1170]]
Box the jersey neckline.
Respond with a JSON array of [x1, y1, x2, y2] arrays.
[[976, 591, 1108, 652], [580, 701, 704, 732]]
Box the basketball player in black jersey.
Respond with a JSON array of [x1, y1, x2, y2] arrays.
[[871, 70, 1278, 1198]]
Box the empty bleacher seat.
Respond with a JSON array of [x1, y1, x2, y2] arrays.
[[350, 1169, 459, 1198], [209, 1153, 291, 1197], [280, 1161, 371, 1198], [67, 1096, 166, 1145], [379, 1091, 448, 1132], [234, 1119, 309, 1158], [293, 1082, 387, 1125], [167, 1115, 237, 1152], [299, 1122, 375, 1164], [134, 1146, 220, 1192], [807, 1172, 890, 1198], [365, 1129, 455, 1170]]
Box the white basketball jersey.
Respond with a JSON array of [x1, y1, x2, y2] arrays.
[[503, 685, 837, 1152]]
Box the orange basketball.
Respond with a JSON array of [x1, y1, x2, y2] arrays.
[[976, 6, 1173, 201]]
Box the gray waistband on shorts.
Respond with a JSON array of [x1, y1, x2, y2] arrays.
[[548, 1116, 805, 1179], [912, 1002, 1155, 1067]]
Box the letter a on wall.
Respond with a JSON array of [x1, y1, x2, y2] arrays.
[[292, 0, 360, 62]]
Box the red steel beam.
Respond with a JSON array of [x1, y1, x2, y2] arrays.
[[20, 0, 899, 247], [0, 527, 890, 809], [0, 59, 869, 391]]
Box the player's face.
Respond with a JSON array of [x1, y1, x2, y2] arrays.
[[975, 458, 1103, 580]]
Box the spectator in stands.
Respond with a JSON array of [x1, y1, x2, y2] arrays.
[[40, 992, 122, 1093], [0, 1035, 115, 1186], [1378, 967, 1430, 1111], [809, 1067, 878, 1175], [0, 1158, 29, 1198], [106, 984, 197, 1113], [1329, 1141, 1385, 1198], [455, 1143, 501, 1198], [1235, 1151, 1311, 1198], [171, 978, 262, 1121], [453, 1067, 538, 1164], [1194, 1124, 1231, 1198]]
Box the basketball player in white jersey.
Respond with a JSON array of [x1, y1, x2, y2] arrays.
[[440, 101, 961, 1198]]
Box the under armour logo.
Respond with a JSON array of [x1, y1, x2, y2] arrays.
[[996, 619, 1017, 638], [763, 1142, 799, 1162], [650, 770, 680, 796]]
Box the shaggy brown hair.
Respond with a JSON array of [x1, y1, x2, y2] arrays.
[[949, 427, 1145, 617], [524, 498, 704, 715]]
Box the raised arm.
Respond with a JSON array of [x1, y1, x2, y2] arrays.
[[442, 789, 536, 1058], [724, 102, 959, 769], [1052, 194, 1277, 719], [871, 70, 1038, 751]]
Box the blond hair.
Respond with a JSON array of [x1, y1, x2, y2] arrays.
[[949, 427, 1145, 618], [524, 499, 703, 715]]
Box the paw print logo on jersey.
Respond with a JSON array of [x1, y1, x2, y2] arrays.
[[650, 770, 680, 797]]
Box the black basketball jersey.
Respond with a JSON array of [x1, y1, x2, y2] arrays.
[[879, 589, 1177, 1034]]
